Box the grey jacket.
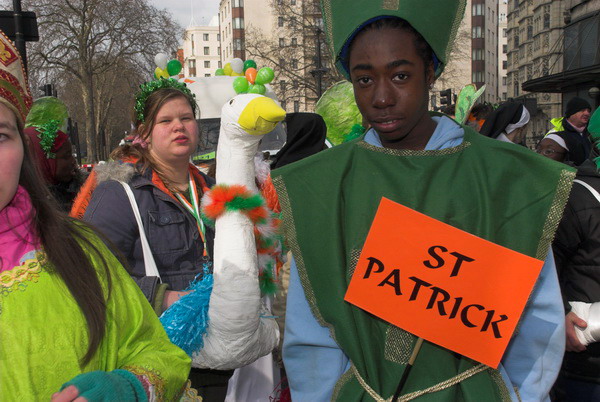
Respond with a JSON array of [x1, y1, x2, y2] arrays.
[[84, 162, 215, 305]]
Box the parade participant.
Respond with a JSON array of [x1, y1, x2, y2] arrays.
[[546, 97, 592, 164], [0, 32, 190, 401], [24, 97, 83, 212], [73, 79, 231, 399], [480, 101, 530, 144], [75, 80, 280, 400], [273, 1, 570, 400], [537, 132, 588, 166], [552, 107, 600, 401]]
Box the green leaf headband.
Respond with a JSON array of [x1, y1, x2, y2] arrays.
[[134, 78, 197, 123]]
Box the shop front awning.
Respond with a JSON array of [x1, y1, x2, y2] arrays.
[[522, 64, 600, 93]]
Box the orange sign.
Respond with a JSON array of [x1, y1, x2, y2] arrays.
[[344, 198, 544, 368]]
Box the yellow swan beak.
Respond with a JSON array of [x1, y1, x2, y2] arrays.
[[238, 96, 286, 136]]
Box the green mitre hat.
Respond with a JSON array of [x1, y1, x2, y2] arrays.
[[321, 0, 466, 79]]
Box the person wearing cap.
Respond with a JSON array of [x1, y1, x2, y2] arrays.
[[480, 101, 530, 144], [536, 131, 591, 167], [0, 30, 190, 400], [272, 1, 571, 401], [545, 97, 593, 164]]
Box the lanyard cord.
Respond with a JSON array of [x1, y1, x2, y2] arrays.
[[175, 176, 209, 257]]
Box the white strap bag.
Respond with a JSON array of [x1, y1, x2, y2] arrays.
[[119, 181, 161, 280]]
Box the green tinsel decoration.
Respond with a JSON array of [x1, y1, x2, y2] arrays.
[[259, 261, 278, 295], [135, 78, 196, 123], [342, 124, 366, 143], [36, 119, 61, 158]]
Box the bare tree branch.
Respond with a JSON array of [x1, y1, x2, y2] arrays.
[[24, 0, 182, 161]]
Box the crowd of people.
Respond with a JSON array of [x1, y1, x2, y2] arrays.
[[2, 0, 600, 401]]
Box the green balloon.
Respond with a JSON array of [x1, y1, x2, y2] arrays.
[[215, 68, 225, 76], [255, 67, 275, 85], [248, 83, 266, 95], [243, 59, 257, 72], [233, 76, 250, 94], [166, 59, 182, 76]]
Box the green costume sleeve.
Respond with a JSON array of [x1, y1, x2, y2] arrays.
[[84, 231, 191, 400]]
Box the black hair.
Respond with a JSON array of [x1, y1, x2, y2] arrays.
[[344, 18, 435, 77]]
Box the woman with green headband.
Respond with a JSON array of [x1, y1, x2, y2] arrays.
[[75, 79, 237, 400], [273, 1, 571, 401]]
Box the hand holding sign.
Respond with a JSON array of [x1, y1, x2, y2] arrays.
[[344, 197, 544, 368]]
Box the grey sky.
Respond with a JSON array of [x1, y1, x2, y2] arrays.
[[150, 0, 219, 29]]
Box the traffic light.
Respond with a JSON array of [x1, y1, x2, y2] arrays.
[[440, 88, 452, 106]]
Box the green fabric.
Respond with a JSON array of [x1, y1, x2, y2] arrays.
[[25, 96, 69, 129], [321, 0, 467, 78], [0, 229, 191, 401], [273, 127, 574, 401], [61, 369, 147, 402], [153, 282, 170, 315]]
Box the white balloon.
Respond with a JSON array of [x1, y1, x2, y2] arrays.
[[230, 58, 244, 74], [154, 53, 169, 70]]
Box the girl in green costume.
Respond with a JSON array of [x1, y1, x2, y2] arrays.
[[0, 32, 191, 401]]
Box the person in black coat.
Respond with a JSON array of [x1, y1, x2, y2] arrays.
[[552, 155, 600, 400]]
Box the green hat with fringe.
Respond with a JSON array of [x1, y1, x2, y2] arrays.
[[321, 0, 466, 79]]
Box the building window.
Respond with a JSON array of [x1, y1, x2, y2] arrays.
[[290, 17, 296, 28], [204, 60, 210, 68], [472, 3, 484, 16], [278, 17, 284, 27], [233, 0, 243, 7], [217, 46, 221, 54], [291, 59, 298, 69], [514, 35, 519, 47], [503, 28, 507, 38], [503, 44, 507, 54], [279, 58, 285, 68], [218, 61, 222, 68], [502, 92, 507, 100], [291, 37, 297, 46], [189, 59, 196, 69], [503, 60, 507, 69], [280, 80, 286, 92], [233, 17, 244, 29], [472, 26, 483, 38], [472, 49, 484, 60], [279, 38, 285, 47], [502, 76, 507, 85], [217, 33, 220, 41], [543, 13, 550, 29], [291, 0, 296, 4], [203, 33, 209, 41], [233, 38, 244, 50], [294, 101, 300, 112], [203, 46, 210, 55], [527, 25, 533, 40], [472, 71, 484, 82]]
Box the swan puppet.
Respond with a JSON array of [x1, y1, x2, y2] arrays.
[[160, 93, 285, 370]]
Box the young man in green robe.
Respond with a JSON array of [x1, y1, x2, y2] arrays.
[[273, 1, 572, 401]]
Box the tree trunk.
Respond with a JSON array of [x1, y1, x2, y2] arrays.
[[82, 71, 98, 162]]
